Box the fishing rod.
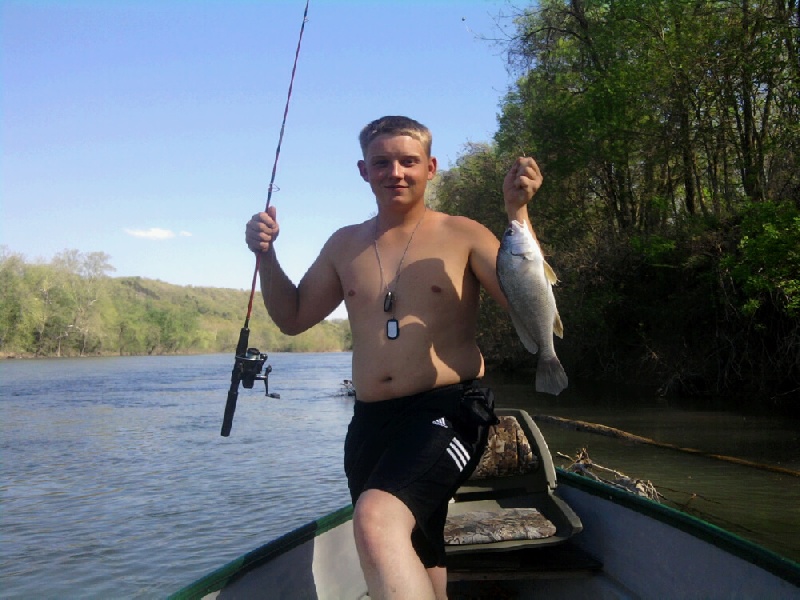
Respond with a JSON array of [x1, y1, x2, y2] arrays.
[[221, 0, 310, 437]]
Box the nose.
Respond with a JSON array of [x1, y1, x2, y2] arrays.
[[389, 161, 403, 178]]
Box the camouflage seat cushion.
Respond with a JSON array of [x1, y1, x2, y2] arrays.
[[470, 416, 538, 479], [444, 508, 556, 545], [444, 416, 555, 546]]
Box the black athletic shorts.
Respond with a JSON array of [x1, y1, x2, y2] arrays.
[[343, 382, 493, 568]]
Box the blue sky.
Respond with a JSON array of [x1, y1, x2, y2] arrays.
[[2, 0, 519, 318]]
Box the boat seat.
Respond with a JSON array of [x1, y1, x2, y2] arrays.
[[444, 408, 583, 554]]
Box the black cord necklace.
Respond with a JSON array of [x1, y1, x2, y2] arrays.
[[373, 208, 427, 340]]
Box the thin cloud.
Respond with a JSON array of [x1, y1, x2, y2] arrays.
[[125, 227, 191, 240]]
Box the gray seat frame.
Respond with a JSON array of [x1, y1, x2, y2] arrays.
[[445, 408, 583, 554]]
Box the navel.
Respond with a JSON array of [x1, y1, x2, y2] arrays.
[[348, 289, 356, 297], [431, 285, 442, 294]]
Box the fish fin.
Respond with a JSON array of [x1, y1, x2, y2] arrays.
[[509, 308, 539, 355], [543, 260, 558, 285], [553, 310, 564, 338], [535, 356, 568, 396]]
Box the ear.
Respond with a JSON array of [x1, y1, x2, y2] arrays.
[[357, 159, 369, 182], [427, 156, 438, 181]]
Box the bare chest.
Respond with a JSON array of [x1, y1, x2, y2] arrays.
[[337, 238, 475, 321]]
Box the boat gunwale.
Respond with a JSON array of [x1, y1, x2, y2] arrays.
[[167, 505, 354, 600], [557, 468, 800, 587]]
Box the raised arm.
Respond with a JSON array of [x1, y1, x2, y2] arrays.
[[245, 207, 344, 335], [468, 156, 545, 307]]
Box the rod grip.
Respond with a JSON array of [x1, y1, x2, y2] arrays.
[[220, 326, 251, 437], [220, 383, 239, 437]]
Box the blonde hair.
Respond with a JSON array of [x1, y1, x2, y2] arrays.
[[359, 116, 432, 158]]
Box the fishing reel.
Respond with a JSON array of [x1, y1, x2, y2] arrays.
[[221, 329, 280, 437], [236, 347, 275, 393]]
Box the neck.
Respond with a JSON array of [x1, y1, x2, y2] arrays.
[[376, 203, 428, 235]]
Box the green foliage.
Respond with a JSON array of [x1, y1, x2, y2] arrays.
[[432, 143, 508, 237], [0, 248, 352, 357], [723, 202, 800, 317], [629, 235, 678, 266], [502, 0, 800, 228], [432, 0, 799, 409]]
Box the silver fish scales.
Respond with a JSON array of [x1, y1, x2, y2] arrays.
[[497, 220, 568, 395]]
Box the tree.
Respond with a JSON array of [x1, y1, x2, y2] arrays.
[[433, 0, 799, 406], [0, 248, 34, 351], [51, 250, 116, 355]]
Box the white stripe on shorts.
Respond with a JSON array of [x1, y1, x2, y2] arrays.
[[446, 436, 472, 472], [446, 447, 466, 471], [450, 437, 470, 466]]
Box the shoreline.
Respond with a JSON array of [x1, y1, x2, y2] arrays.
[[1, 349, 351, 360]]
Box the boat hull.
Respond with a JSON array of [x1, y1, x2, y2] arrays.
[[545, 471, 800, 599], [170, 471, 800, 599], [170, 506, 367, 600]]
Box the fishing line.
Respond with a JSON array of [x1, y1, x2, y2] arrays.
[[246, 0, 310, 327], [221, 0, 310, 437]]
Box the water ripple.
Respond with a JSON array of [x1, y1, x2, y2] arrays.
[[1, 353, 354, 599]]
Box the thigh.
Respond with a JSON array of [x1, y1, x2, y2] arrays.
[[367, 418, 474, 523]]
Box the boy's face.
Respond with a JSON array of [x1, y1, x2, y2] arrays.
[[357, 134, 437, 208]]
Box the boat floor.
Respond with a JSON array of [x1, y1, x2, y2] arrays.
[[446, 542, 602, 598]]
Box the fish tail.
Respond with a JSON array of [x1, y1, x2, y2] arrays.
[[535, 356, 568, 396]]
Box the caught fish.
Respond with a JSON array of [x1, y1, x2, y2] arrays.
[[497, 220, 568, 395]]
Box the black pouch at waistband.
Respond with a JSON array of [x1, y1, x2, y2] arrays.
[[459, 384, 499, 428]]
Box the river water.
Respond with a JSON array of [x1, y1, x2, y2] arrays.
[[1, 353, 798, 598]]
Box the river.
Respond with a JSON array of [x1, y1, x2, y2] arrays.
[[1, 353, 798, 598]]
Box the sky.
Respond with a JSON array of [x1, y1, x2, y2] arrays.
[[2, 0, 520, 319]]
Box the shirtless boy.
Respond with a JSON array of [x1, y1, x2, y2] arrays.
[[245, 116, 542, 599]]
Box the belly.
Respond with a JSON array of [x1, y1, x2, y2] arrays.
[[351, 336, 485, 402]]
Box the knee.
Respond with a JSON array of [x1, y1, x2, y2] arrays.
[[352, 490, 413, 557], [352, 492, 385, 553]]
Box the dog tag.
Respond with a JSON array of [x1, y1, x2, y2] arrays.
[[383, 291, 394, 313], [387, 318, 399, 340]]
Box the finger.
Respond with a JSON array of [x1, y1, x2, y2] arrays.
[[519, 156, 537, 172], [528, 159, 542, 181], [512, 158, 530, 182], [245, 221, 261, 242], [521, 160, 542, 185], [516, 155, 537, 171], [245, 218, 275, 248], [517, 169, 534, 189]]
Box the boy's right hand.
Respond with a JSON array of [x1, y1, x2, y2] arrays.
[[245, 205, 279, 253]]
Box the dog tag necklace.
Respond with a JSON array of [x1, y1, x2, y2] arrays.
[[374, 208, 426, 340]]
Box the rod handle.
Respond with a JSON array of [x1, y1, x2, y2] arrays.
[[220, 383, 239, 437]]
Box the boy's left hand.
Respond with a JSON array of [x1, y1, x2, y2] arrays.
[[503, 157, 543, 216]]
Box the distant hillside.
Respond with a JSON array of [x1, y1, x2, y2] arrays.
[[0, 248, 351, 357]]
